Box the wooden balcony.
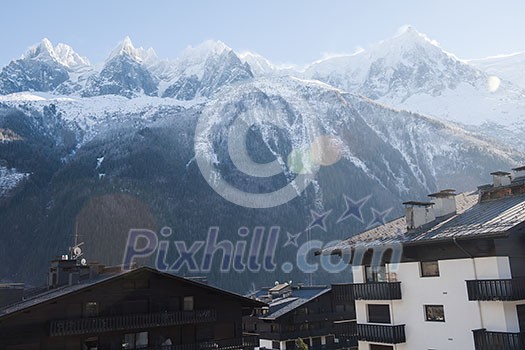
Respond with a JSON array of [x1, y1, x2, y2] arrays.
[[357, 323, 406, 344], [148, 335, 260, 350], [466, 278, 525, 301], [473, 328, 525, 350], [50, 309, 216, 337], [352, 282, 402, 300]]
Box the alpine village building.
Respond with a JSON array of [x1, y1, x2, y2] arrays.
[[243, 282, 357, 350], [0, 258, 265, 350], [317, 166, 525, 350]]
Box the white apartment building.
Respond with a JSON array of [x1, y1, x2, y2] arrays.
[[323, 166, 525, 350]]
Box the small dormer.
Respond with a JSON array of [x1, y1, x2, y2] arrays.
[[491, 171, 512, 187], [403, 201, 435, 230]]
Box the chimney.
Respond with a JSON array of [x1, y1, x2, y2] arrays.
[[403, 201, 435, 230], [512, 166, 525, 181], [491, 171, 511, 187], [428, 189, 457, 218]]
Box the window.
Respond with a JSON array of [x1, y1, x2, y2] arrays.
[[83, 337, 98, 350], [370, 345, 394, 350], [367, 304, 391, 324], [83, 302, 98, 317], [421, 261, 440, 277], [425, 305, 445, 322], [183, 296, 194, 311], [123, 332, 148, 349], [366, 266, 388, 282]]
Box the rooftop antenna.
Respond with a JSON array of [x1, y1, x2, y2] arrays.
[[69, 221, 85, 264]]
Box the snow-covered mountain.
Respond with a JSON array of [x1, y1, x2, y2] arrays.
[[1, 33, 525, 288], [160, 40, 253, 99], [0, 39, 89, 95], [303, 26, 525, 131], [82, 37, 158, 98], [469, 52, 525, 90]]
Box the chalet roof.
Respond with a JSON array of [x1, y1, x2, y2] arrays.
[[0, 267, 264, 320], [321, 191, 525, 253], [249, 286, 330, 320]]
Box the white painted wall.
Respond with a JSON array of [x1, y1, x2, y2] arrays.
[[353, 257, 520, 350]]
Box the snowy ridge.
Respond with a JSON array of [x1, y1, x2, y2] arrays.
[[0, 91, 202, 142]]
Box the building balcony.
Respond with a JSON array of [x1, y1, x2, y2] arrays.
[[148, 335, 259, 350], [49, 309, 216, 337], [356, 323, 406, 344], [332, 284, 354, 302], [473, 328, 525, 350], [353, 282, 402, 300], [262, 328, 336, 341], [292, 311, 353, 323], [466, 278, 525, 301]]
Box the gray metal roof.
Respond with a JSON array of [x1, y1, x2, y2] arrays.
[[323, 191, 525, 252], [250, 286, 330, 320]]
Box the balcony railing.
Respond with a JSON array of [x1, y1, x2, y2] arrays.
[[147, 335, 260, 350], [262, 328, 336, 341], [473, 328, 525, 350], [333, 321, 357, 337], [332, 284, 354, 302], [352, 282, 402, 300], [356, 323, 406, 344], [292, 312, 353, 324], [466, 278, 525, 301], [50, 310, 216, 337]]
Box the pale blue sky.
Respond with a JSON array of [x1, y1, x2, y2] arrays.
[[2, 0, 525, 67]]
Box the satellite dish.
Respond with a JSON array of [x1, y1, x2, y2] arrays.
[[73, 247, 82, 256], [80, 258, 87, 266]]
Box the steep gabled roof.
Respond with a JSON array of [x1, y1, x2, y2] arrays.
[[0, 266, 264, 320]]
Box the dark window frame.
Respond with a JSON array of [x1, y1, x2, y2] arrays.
[[367, 304, 391, 324], [425, 305, 445, 322], [420, 261, 440, 277]]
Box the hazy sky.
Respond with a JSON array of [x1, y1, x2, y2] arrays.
[[2, 0, 525, 67]]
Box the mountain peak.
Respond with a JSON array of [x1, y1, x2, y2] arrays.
[[388, 25, 439, 48], [180, 40, 231, 62], [107, 36, 158, 65], [24, 38, 57, 61]]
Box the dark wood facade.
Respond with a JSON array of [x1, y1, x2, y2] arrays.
[[0, 267, 263, 350]]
